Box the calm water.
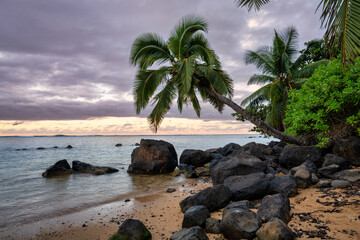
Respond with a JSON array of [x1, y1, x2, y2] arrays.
[[0, 134, 275, 231]]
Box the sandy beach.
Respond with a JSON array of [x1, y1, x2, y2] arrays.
[[1, 176, 359, 240]]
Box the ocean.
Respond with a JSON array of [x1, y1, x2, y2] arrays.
[[0, 134, 275, 232]]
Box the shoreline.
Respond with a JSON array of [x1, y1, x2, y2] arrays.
[[2, 176, 359, 240], [0, 177, 205, 240]]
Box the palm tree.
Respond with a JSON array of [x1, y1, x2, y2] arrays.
[[130, 15, 234, 132], [241, 27, 325, 131], [130, 15, 313, 145], [235, 0, 360, 64]]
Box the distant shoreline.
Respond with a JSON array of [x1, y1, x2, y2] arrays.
[[0, 133, 263, 138]]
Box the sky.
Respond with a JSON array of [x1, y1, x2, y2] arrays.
[[0, 0, 324, 136]]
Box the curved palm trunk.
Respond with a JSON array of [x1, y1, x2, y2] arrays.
[[209, 91, 315, 146]]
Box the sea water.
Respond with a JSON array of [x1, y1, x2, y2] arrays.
[[0, 134, 275, 231]]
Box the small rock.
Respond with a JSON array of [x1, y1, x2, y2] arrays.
[[170, 226, 208, 240], [66, 145, 73, 149], [167, 188, 176, 193], [37, 147, 45, 150], [315, 179, 332, 188], [256, 218, 295, 240], [331, 180, 351, 188], [115, 143, 122, 147], [110, 219, 151, 240]]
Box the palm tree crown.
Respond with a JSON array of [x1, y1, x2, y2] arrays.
[[235, 0, 360, 64], [130, 15, 233, 132], [241, 27, 313, 131]]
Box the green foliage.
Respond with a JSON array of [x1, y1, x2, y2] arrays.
[[298, 39, 332, 67], [284, 57, 360, 144], [242, 27, 324, 131], [130, 15, 233, 132]]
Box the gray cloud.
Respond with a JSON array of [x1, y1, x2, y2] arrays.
[[0, 0, 324, 122]]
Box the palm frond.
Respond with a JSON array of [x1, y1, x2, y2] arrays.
[[280, 26, 299, 60], [294, 59, 330, 78], [187, 33, 220, 66], [235, 0, 270, 11], [129, 33, 172, 69], [196, 65, 234, 97], [179, 55, 196, 94], [247, 74, 274, 85], [148, 81, 176, 132], [168, 14, 209, 60], [241, 84, 271, 106], [318, 0, 360, 63], [133, 67, 170, 114], [244, 48, 275, 75]]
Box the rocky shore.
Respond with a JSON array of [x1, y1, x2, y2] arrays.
[[2, 137, 360, 240], [112, 138, 360, 240]]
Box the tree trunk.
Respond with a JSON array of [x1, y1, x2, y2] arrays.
[[210, 91, 315, 146]]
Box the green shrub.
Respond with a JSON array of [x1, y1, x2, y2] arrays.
[[284, 58, 360, 145]]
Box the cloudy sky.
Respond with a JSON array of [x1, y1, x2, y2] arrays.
[[0, 0, 324, 136]]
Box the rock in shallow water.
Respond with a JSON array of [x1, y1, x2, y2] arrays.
[[72, 160, 119, 175], [42, 159, 72, 178], [128, 139, 177, 174]]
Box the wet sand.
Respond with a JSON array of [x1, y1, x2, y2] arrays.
[[1, 178, 359, 240]]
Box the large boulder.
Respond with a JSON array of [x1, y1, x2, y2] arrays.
[[270, 175, 298, 197], [179, 185, 232, 213], [128, 139, 177, 174], [333, 137, 360, 166], [257, 194, 291, 224], [220, 143, 242, 156], [318, 164, 342, 178], [222, 200, 252, 217], [279, 145, 322, 168], [322, 154, 350, 170], [170, 226, 208, 240], [223, 172, 270, 201], [333, 169, 360, 183], [294, 168, 312, 189], [211, 153, 266, 185], [220, 208, 262, 240], [180, 150, 213, 167], [42, 159, 72, 177], [72, 160, 119, 175], [109, 219, 151, 240], [256, 218, 295, 240], [205, 218, 221, 234], [242, 142, 266, 160], [182, 205, 210, 228]]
